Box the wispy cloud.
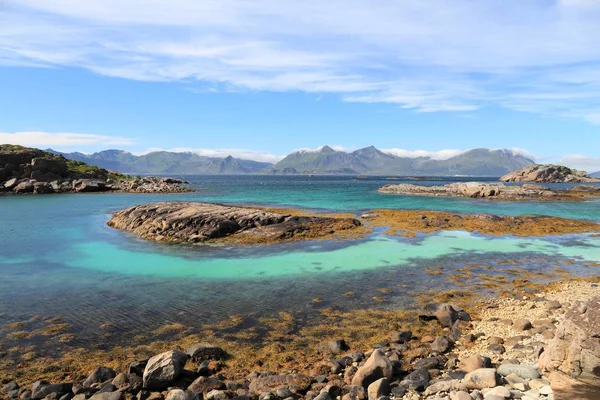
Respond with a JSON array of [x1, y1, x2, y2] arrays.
[[381, 148, 467, 160], [138, 147, 284, 163], [2, 1, 600, 121], [0, 131, 135, 147], [558, 154, 600, 173]]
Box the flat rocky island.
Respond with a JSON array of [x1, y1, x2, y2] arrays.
[[378, 182, 600, 201], [108, 202, 362, 244]]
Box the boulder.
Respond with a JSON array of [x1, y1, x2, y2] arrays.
[[187, 343, 228, 362], [33, 182, 54, 194], [459, 355, 491, 373], [72, 179, 110, 193], [4, 178, 18, 189], [431, 335, 452, 353], [399, 369, 429, 391], [14, 180, 34, 193], [539, 296, 600, 385], [143, 350, 188, 389], [497, 364, 540, 380], [366, 378, 389, 400], [462, 368, 499, 390], [83, 367, 117, 388], [351, 350, 393, 389], [31, 382, 72, 400], [188, 377, 225, 393]]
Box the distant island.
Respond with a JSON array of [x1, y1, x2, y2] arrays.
[[50, 146, 534, 177]]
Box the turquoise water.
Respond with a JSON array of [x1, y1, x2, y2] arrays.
[[1, 175, 599, 349]]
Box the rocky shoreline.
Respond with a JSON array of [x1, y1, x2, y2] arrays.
[[0, 145, 192, 195], [378, 182, 600, 201], [2, 280, 598, 400]]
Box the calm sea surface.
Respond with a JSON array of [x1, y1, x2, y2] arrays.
[[1, 175, 599, 349]]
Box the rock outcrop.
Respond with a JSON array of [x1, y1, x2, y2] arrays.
[[108, 202, 362, 244], [380, 182, 558, 200], [539, 296, 600, 386], [500, 164, 600, 183], [0, 144, 192, 195], [379, 181, 600, 200]]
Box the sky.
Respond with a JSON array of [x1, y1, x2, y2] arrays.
[[1, 0, 600, 170]]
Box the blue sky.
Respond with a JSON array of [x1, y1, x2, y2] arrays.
[[1, 0, 599, 169]]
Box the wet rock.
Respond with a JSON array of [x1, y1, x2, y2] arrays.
[[399, 369, 429, 391], [351, 350, 393, 389], [462, 368, 499, 390], [188, 377, 226, 393], [143, 350, 188, 389], [187, 343, 228, 362], [366, 378, 389, 400], [497, 364, 540, 380], [83, 367, 117, 388], [165, 389, 199, 400], [249, 374, 312, 394]]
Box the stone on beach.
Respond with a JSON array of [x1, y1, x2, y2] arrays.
[[142, 350, 188, 389], [351, 350, 393, 389]]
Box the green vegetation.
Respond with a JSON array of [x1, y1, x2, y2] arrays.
[[66, 159, 108, 177]]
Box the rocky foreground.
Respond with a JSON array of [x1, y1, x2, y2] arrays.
[[107, 202, 362, 244], [2, 281, 599, 400], [500, 165, 600, 183], [0, 145, 192, 195], [378, 182, 600, 201]]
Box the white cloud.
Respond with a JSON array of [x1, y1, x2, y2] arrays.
[[137, 147, 283, 163], [559, 154, 600, 173], [0, 131, 135, 147], [3, 1, 600, 122], [381, 148, 466, 160]]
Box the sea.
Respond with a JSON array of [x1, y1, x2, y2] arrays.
[[1, 175, 599, 350]]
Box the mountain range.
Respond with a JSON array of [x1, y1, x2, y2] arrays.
[[50, 146, 535, 176], [591, 171, 600, 178]]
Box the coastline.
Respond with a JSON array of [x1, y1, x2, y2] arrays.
[[2, 275, 598, 399]]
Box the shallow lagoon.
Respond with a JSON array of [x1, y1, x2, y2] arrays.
[[1, 175, 599, 348]]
